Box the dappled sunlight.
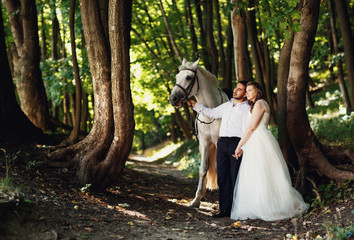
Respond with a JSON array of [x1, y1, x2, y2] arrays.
[[80, 191, 151, 221], [129, 142, 183, 162]]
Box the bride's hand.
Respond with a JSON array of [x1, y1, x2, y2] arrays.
[[232, 148, 243, 159]]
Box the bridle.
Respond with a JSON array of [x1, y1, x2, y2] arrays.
[[174, 68, 199, 105]]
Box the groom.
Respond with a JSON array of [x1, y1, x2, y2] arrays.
[[187, 81, 250, 218]]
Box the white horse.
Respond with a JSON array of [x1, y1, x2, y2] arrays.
[[169, 58, 229, 207]]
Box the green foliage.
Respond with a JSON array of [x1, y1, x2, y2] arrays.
[[310, 180, 352, 209], [41, 58, 74, 106], [0, 149, 20, 196], [258, 0, 301, 39], [320, 213, 353, 240], [308, 85, 354, 149]]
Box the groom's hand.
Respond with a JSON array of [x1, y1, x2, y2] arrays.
[[187, 100, 196, 107]]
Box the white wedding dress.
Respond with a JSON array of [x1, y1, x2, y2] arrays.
[[230, 100, 309, 221]]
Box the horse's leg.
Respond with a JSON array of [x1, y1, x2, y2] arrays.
[[190, 140, 211, 208]]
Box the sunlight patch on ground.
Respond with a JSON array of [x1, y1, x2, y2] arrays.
[[129, 142, 183, 162], [81, 191, 151, 221]]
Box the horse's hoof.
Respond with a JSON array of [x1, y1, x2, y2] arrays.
[[189, 200, 200, 208]]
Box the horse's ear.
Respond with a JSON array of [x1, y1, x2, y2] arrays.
[[182, 58, 187, 65], [191, 58, 200, 70]]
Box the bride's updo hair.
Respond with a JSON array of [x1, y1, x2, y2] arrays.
[[246, 81, 265, 112]]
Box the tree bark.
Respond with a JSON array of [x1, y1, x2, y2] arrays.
[[49, 0, 134, 190], [277, 32, 298, 173], [287, 0, 354, 189], [231, 0, 251, 82], [0, 2, 45, 142], [335, 0, 354, 109], [3, 0, 53, 132]]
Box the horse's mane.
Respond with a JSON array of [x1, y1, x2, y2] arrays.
[[178, 61, 219, 87]]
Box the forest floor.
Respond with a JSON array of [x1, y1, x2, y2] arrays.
[[0, 140, 353, 240]]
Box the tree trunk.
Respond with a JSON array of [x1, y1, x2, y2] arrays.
[[205, 0, 218, 76], [81, 89, 88, 133], [0, 2, 45, 142], [159, 0, 182, 62], [194, 0, 211, 70], [185, 0, 198, 56], [63, 0, 82, 144], [214, 0, 226, 81], [277, 32, 298, 173], [39, 7, 47, 59], [329, 0, 352, 112], [287, 0, 354, 190], [223, 19, 233, 90], [335, 0, 354, 109], [246, 0, 263, 85], [49, 0, 134, 190], [3, 0, 53, 132], [231, 0, 251, 82], [51, 2, 59, 60]]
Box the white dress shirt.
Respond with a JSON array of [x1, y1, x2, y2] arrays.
[[193, 99, 250, 138]]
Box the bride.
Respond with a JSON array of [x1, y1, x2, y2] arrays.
[[230, 81, 309, 221]]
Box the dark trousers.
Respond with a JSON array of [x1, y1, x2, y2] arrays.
[[216, 137, 242, 213]]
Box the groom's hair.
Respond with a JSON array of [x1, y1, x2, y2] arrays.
[[238, 81, 248, 88]]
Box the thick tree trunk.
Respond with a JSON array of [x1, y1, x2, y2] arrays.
[[49, 0, 134, 190], [329, 0, 352, 112], [231, 0, 251, 82], [335, 0, 354, 109], [277, 32, 298, 173], [3, 0, 53, 132], [0, 2, 45, 142], [287, 0, 354, 189]]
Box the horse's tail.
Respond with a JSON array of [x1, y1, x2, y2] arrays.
[[206, 143, 218, 190]]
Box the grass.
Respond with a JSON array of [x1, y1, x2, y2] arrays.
[[0, 148, 21, 200], [307, 84, 353, 150]]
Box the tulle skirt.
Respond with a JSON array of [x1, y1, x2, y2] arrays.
[[230, 126, 309, 221]]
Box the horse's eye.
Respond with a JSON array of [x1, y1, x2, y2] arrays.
[[186, 76, 192, 80]]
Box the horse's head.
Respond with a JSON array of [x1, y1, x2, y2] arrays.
[[169, 58, 200, 107]]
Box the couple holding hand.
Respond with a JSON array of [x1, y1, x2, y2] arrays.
[[187, 81, 308, 221]]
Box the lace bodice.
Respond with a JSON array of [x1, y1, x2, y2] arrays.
[[252, 99, 270, 127]]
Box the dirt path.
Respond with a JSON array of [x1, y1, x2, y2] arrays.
[[0, 152, 353, 240]]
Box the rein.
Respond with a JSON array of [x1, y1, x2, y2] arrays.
[[193, 88, 225, 139]]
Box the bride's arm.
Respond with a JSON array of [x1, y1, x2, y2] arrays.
[[233, 101, 265, 159]]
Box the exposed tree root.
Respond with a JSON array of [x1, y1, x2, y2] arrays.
[[320, 143, 353, 165]]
